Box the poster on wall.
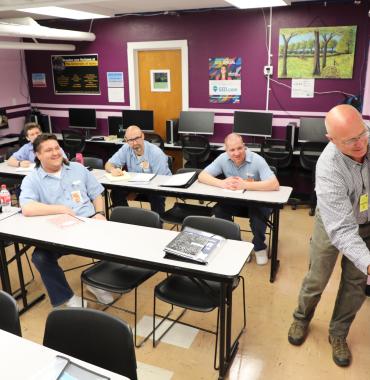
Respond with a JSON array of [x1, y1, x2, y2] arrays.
[[51, 54, 100, 94], [107, 72, 124, 102], [278, 25, 357, 79], [32, 73, 46, 88], [209, 57, 241, 104]]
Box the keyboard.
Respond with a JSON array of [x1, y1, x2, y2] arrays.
[[90, 137, 105, 141], [246, 143, 261, 149]]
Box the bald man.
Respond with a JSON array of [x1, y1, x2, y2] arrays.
[[288, 105, 370, 367], [105, 125, 171, 215], [198, 133, 279, 265]]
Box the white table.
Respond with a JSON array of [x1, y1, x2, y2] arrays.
[[0, 328, 129, 380], [97, 170, 292, 282], [0, 213, 252, 379]]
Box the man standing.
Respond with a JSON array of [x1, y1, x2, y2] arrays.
[[20, 134, 113, 307], [288, 104, 370, 367], [105, 125, 171, 215], [198, 133, 279, 264]]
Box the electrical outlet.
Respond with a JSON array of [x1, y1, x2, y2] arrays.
[[264, 65, 273, 76]]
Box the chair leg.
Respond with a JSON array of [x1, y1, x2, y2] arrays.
[[214, 308, 220, 370], [134, 287, 155, 348]]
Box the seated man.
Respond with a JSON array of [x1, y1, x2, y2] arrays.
[[7, 122, 66, 167], [198, 133, 279, 265], [105, 125, 171, 215], [20, 134, 113, 307]]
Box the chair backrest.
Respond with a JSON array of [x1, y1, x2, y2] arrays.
[[261, 139, 293, 169], [167, 155, 174, 173], [181, 135, 211, 168], [110, 206, 162, 229], [144, 132, 164, 151], [43, 308, 137, 380], [0, 290, 22, 336], [299, 141, 327, 171], [5, 146, 20, 160], [61, 130, 86, 159], [176, 167, 202, 175], [182, 216, 241, 241], [71, 156, 104, 169]]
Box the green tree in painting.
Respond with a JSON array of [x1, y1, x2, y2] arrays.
[[321, 32, 336, 68], [312, 30, 321, 76], [280, 32, 297, 77], [328, 39, 337, 54], [336, 28, 355, 54]]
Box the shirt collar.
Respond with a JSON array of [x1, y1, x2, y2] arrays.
[[38, 163, 70, 178]]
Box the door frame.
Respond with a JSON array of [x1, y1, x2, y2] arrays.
[[127, 40, 188, 110]]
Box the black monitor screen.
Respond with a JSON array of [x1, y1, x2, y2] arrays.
[[0, 108, 8, 130], [68, 108, 97, 130], [108, 116, 124, 137], [122, 110, 154, 132], [233, 111, 273, 138], [299, 117, 327, 142], [178, 111, 215, 135]]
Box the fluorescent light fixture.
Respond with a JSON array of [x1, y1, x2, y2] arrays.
[[225, 0, 291, 8], [18, 6, 109, 20], [0, 41, 75, 51]]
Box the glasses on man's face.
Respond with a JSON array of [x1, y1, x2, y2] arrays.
[[125, 135, 143, 144], [342, 126, 369, 146]]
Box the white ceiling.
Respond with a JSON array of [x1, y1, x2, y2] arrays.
[[0, 0, 325, 20]]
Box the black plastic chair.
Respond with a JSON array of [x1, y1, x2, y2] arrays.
[[261, 139, 293, 171], [81, 207, 162, 347], [290, 141, 326, 216], [153, 216, 246, 369], [161, 168, 214, 231], [43, 308, 137, 380], [61, 130, 86, 159], [181, 135, 211, 169], [0, 290, 22, 336], [71, 156, 104, 169], [144, 132, 165, 151]]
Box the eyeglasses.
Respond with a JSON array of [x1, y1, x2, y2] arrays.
[[342, 127, 369, 146], [125, 135, 143, 144]]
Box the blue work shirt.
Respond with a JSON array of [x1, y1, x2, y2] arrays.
[[204, 150, 274, 181], [19, 162, 104, 217], [11, 142, 66, 162], [108, 140, 171, 175]]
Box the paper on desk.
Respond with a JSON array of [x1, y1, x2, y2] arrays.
[[28, 355, 66, 380], [105, 172, 131, 182], [15, 163, 36, 172], [48, 214, 84, 229], [128, 172, 156, 182], [160, 171, 196, 187]]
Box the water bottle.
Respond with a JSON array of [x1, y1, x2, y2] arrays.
[[0, 184, 11, 212], [75, 153, 84, 166]]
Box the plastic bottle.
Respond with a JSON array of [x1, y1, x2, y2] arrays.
[[75, 153, 84, 166], [0, 184, 11, 212]]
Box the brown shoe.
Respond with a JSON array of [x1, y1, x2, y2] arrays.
[[288, 320, 309, 346], [328, 335, 351, 367]]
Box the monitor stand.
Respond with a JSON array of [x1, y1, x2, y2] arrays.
[[84, 129, 92, 140]]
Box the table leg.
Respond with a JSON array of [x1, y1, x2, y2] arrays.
[[0, 241, 12, 293], [270, 208, 280, 282]]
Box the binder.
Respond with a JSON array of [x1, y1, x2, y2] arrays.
[[160, 171, 197, 188]]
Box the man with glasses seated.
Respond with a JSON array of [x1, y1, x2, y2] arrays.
[[288, 104, 370, 368], [105, 125, 171, 215]]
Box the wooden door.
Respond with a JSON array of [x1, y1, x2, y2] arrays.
[[137, 50, 182, 138]]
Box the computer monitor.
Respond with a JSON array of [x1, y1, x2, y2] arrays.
[[0, 108, 9, 130], [122, 110, 154, 132], [298, 117, 327, 142], [68, 108, 97, 138], [233, 111, 273, 138], [178, 111, 215, 135], [108, 116, 124, 138]]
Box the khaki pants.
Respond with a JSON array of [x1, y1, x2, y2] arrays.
[[293, 209, 367, 337]]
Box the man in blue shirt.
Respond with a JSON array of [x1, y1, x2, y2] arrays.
[[105, 125, 171, 215], [198, 133, 279, 265], [20, 134, 113, 308], [8, 122, 66, 167]]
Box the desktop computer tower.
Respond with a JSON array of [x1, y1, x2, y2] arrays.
[[166, 119, 179, 144], [286, 122, 298, 150]]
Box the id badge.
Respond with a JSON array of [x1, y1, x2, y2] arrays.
[[71, 190, 82, 203], [359, 193, 368, 213]]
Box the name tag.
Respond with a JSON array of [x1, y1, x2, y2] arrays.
[[359, 193, 368, 213], [71, 190, 82, 203]]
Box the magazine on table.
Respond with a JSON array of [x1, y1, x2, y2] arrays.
[[164, 226, 225, 264]]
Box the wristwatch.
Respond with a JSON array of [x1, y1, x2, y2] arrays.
[[93, 211, 105, 217], [18, 161, 20, 167]]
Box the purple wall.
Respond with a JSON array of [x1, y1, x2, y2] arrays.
[[24, 2, 370, 141]]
